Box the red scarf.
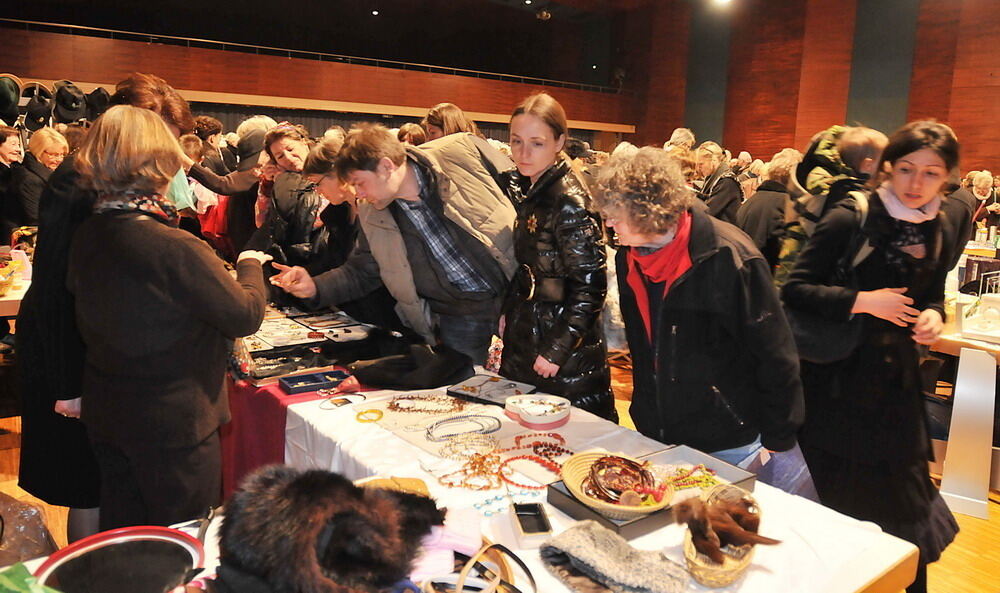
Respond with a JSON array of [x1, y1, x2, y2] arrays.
[[625, 212, 693, 342]]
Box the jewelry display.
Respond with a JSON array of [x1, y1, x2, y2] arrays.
[[439, 434, 499, 460], [447, 374, 536, 406], [666, 463, 721, 491], [434, 432, 571, 491], [425, 414, 502, 442], [387, 393, 467, 414], [583, 456, 656, 504], [504, 394, 571, 430], [473, 489, 543, 517], [355, 409, 384, 423]]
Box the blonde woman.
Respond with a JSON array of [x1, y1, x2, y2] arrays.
[[3, 126, 68, 232], [67, 105, 270, 529]]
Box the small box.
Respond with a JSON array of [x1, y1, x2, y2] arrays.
[[446, 374, 536, 406], [546, 444, 756, 539], [278, 370, 349, 394]]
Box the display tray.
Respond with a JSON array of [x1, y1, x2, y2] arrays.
[[546, 444, 756, 540], [446, 374, 537, 406], [278, 369, 350, 394]]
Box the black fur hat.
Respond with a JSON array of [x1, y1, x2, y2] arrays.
[[218, 465, 443, 593]]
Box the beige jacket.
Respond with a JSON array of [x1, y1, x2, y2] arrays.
[[358, 133, 516, 342]]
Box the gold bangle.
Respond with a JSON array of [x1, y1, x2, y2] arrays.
[[355, 409, 383, 423]]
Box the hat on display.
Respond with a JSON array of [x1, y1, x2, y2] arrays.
[[236, 128, 266, 172], [86, 87, 111, 121], [22, 83, 53, 132], [53, 80, 87, 123], [0, 74, 23, 127]]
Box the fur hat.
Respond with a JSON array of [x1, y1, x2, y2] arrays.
[[218, 465, 443, 593]]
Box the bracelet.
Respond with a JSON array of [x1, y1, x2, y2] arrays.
[[355, 409, 384, 423], [439, 434, 499, 460], [425, 414, 502, 442]]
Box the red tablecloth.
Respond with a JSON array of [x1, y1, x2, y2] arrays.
[[219, 372, 360, 497]]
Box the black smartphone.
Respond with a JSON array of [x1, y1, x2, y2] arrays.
[[512, 502, 551, 535]]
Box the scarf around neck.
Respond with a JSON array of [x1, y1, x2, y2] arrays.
[[94, 191, 180, 226], [625, 212, 693, 342], [877, 182, 940, 224]]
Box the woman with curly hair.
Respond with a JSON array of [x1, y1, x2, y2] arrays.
[[595, 147, 804, 461]]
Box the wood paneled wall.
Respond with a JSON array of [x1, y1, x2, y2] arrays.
[[628, 0, 691, 146], [907, 0, 961, 124], [945, 0, 1000, 170], [0, 28, 632, 130], [722, 0, 808, 159], [794, 0, 857, 150]]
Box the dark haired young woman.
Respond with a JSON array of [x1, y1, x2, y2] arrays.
[[498, 93, 614, 421], [782, 121, 961, 593]]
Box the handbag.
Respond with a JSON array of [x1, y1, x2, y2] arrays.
[[784, 192, 873, 364]]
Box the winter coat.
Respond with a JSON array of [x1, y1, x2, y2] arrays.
[[697, 163, 741, 224], [736, 179, 789, 272], [499, 160, 614, 420], [4, 152, 49, 234], [781, 192, 954, 463], [618, 207, 803, 452], [312, 133, 516, 343], [942, 187, 976, 270]]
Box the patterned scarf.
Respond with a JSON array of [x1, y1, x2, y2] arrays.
[[94, 192, 180, 227]]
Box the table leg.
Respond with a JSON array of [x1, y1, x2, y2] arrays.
[[940, 347, 996, 518]]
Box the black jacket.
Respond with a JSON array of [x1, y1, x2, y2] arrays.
[[499, 161, 614, 420], [971, 188, 999, 228], [736, 180, 788, 272], [942, 187, 976, 270], [618, 207, 803, 452], [781, 194, 953, 463], [698, 163, 741, 225], [202, 147, 235, 176], [4, 153, 50, 235]]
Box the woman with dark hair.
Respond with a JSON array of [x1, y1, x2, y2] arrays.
[[15, 72, 197, 541], [69, 105, 268, 529], [422, 102, 480, 141], [498, 92, 614, 420], [782, 121, 961, 593]]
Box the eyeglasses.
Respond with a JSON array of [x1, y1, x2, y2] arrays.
[[42, 150, 67, 160]]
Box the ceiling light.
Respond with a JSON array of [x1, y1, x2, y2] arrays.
[[715, 0, 731, 4], [372, 10, 379, 15], [525, 0, 532, 4], [591, 65, 597, 69]]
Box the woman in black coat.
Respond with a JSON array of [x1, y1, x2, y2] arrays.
[[782, 121, 961, 593], [499, 93, 614, 421]]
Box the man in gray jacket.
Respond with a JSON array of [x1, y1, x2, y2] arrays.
[[272, 124, 516, 364]]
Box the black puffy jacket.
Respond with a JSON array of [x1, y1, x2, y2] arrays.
[[499, 160, 615, 421]]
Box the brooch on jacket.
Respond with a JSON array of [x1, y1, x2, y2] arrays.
[[525, 214, 538, 233]]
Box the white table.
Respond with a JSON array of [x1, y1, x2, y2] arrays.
[[283, 388, 918, 593], [0, 280, 28, 318]]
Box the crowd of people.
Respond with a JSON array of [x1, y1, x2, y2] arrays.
[[2, 70, 991, 593]]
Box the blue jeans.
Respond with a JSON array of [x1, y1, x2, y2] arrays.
[[711, 435, 819, 501], [436, 314, 495, 366]]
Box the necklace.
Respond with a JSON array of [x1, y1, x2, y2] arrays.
[[425, 414, 502, 442], [387, 393, 466, 414]]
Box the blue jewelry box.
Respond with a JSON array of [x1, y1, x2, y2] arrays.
[[278, 370, 350, 395]]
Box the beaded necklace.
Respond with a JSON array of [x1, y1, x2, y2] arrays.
[[387, 393, 466, 414]]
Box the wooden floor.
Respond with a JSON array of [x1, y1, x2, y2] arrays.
[[0, 363, 995, 592]]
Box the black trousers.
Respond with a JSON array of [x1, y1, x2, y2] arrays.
[[91, 431, 221, 530]]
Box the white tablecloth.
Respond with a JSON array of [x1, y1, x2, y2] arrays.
[[284, 387, 917, 593]]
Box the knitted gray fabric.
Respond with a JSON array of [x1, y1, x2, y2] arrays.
[[539, 521, 689, 593]]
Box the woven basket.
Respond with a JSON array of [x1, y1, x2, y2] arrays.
[[682, 484, 759, 588], [560, 451, 672, 521]]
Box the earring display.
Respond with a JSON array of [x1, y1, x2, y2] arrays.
[[447, 374, 537, 406]]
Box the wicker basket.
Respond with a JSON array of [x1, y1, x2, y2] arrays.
[[682, 484, 759, 588], [560, 450, 673, 521]]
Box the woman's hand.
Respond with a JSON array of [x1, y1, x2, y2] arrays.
[[533, 355, 560, 379], [237, 250, 273, 265], [270, 263, 317, 299], [54, 397, 81, 419], [912, 309, 944, 345], [853, 287, 920, 327]]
